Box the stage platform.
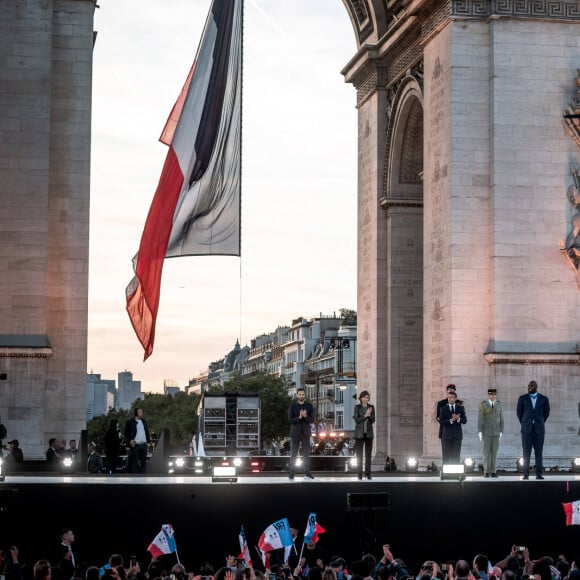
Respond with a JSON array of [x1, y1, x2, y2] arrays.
[[1, 472, 579, 577]]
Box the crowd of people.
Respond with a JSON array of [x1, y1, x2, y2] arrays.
[[0, 534, 577, 580]]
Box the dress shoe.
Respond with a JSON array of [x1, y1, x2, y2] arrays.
[[484, 473, 490, 478], [536, 475, 544, 480], [304, 473, 315, 480], [522, 475, 529, 480], [357, 475, 363, 480], [366, 475, 372, 480], [491, 473, 498, 478], [288, 473, 294, 480]]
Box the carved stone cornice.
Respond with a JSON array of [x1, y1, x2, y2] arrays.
[[0, 347, 52, 359], [485, 352, 580, 365], [451, 0, 580, 20]]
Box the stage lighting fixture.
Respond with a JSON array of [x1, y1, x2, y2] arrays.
[[62, 457, 73, 470], [167, 456, 186, 474], [193, 458, 205, 474], [463, 457, 475, 473], [572, 458, 580, 473], [0, 456, 4, 482], [516, 458, 524, 473], [212, 465, 237, 483], [405, 457, 419, 472], [440, 464, 465, 481]]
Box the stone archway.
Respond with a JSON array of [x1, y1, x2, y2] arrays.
[[376, 74, 424, 463]]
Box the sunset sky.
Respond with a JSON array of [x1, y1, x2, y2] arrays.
[[88, 0, 358, 392]]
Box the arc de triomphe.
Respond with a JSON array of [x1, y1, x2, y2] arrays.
[[341, 0, 580, 469]]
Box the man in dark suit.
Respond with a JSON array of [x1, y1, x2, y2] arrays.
[[436, 384, 459, 459], [516, 380, 550, 480], [439, 391, 467, 464], [288, 383, 315, 480]]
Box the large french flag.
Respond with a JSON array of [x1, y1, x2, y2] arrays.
[[126, 0, 242, 360]]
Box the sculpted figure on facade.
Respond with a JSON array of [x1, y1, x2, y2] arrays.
[[559, 165, 580, 282]]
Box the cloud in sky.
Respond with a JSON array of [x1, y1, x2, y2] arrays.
[[88, 0, 358, 391]]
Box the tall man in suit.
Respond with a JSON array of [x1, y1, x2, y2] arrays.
[[439, 391, 467, 464], [288, 383, 315, 480], [516, 380, 550, 480], [478, 388, 504, 478]]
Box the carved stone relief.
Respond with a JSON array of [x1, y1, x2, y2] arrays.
[[560, 71, 580, 287]]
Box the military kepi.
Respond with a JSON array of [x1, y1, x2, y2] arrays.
[[488, 388, 497, 394]]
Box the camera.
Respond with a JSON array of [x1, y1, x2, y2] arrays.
[[130, 556, 137, 567], [268, 574, 277, 580], [516, 547, 526, 553]]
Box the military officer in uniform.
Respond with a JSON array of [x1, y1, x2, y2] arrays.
[[477, 388, 504, 478]]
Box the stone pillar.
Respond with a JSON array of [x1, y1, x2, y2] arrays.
[[0, 0, 94, 458]]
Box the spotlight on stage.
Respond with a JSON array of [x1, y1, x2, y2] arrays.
[[212, 465, 237, 483], [0, 457, 4, 482], [572, 458, 580, 473], [440, 464, 465, 481], [516, 458, 524, 473], [463, 457, 475, 473], [405, 457, 419, 473], [62, 457, 73, 471], [167, 456, 186, 474]]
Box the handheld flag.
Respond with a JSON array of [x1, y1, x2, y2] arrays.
[[562, 500, 580, 525], [126, 0, 242, 360], [257, 518, 293, 568], [147, 524, 177, 557], [238, 525, 252, 567], [303, 513, 326, 545]]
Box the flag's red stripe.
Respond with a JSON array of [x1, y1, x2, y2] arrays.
[[126, 147, 184, 360]]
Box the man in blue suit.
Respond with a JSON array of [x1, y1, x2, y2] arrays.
[[516, 380, 550, 480]]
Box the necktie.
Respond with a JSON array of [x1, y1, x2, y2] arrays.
[[451, 405, 455, 413]]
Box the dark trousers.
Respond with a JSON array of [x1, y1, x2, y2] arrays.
[[355, 436, 373, 476], [289, 432, 311, 475], [442, 438, 462, 464], [105, 454, 118, 475], [521, 426, 544, 476], [127, 443, 148, 473]]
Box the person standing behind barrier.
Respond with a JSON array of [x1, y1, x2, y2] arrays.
[[104, 419, 121, 475], [516, 380, 550, 480], [46, 438, 60, 465], [124, 407, 151, 474], [477, 388, 504, 478], [288, 383, 315, 480], [353, 390, 375, 480]]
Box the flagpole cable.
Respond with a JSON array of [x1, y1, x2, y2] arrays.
[[239, 0, 244, 348]]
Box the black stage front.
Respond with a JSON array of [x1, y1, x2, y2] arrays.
[[1, 473, 579, 575]]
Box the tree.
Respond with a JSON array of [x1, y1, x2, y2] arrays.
[[208, 372, 291, 445], [339, 308, 357, 325]]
